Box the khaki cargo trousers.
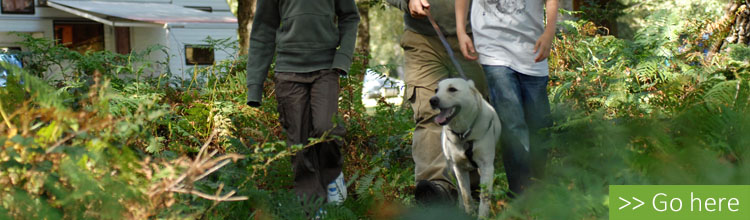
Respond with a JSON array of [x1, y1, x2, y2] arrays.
[[400, 30, 488, 189], [274, 70, 346, 204]]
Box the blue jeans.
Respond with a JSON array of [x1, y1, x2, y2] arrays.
[[483, 65, 552, 196]]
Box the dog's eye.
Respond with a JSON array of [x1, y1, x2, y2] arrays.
[[448, 87, 457, 92], [434, 88, 439, 93]]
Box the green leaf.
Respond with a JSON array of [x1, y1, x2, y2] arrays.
[[37, 121, 63, 145], [146, 136, 166, 154], [147, 110, 166, 120], [35, 160, 54, 172], [63, 146, 86, 159], [0, 158, 23, 169], [10, 135, 35, 147]]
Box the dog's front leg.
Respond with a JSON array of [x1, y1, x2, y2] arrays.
[[477, 162, 494, 218], [452, 165, 473, 215]]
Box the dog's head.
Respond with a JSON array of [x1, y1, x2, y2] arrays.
[[429, 78, 480, 126]]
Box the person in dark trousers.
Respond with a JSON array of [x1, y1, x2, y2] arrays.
[[245, 0, 360, 206], [386, 0, 489, 204]]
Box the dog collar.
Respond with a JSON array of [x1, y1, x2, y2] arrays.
[[449, 104, 480, 140], [450, 128, 472, 140], [448, 94, 486, 141]]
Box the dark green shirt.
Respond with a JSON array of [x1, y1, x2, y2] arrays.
[[386, 0, 472, 36], [246, 0, 360, 106]]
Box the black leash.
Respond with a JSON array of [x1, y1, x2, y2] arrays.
[[425, 10, 469, 79]]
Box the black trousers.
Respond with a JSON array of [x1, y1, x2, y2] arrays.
[[274, 69, 345, 203]]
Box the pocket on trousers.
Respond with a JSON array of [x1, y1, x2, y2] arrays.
[[405, 85, 420, 122], [274, 78, 291, 130], [276, 99, 290, 130], [409, 86, 439, 124], [406, 85, 416, 104], [400, 30, 417, 51]]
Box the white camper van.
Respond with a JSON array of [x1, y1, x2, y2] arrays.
[[0, 0, 238, 79]]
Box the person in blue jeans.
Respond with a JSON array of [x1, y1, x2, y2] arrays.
[[455, 0, 558, 196]]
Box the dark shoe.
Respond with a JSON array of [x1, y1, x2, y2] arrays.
[[415, 180, 456, 205]]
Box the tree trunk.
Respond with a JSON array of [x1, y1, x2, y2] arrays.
[[354, 1, 371, 79], [726, 2, 750, 44], [237, 0, 256, 57], [721, 2, 750, 47]]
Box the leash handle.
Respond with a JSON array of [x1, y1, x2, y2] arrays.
[[425, 9, 468, 80]]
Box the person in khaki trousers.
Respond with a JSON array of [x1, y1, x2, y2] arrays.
[[387, 0, 488, 204]]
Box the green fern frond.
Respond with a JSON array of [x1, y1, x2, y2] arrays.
[[703, 80, 741, 111], [355, 169, 378, 197]]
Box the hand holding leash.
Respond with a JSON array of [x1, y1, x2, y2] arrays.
[[408, 0, 430, 18]]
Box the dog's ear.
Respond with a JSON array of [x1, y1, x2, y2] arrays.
[[467, 79, 475, 88], [471, 85, 481, 96]]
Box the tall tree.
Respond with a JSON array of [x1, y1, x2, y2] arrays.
[[231, 0, 256, 56], [708, 0, 750, 54], [724, 1, 750, 45], [356, 1, 371, 72]]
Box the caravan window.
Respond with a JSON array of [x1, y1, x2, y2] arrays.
[[185, 45, 214, 65], [53, 21, 105, 53], [1, 0, 34, 14], [1, 47, 22, 52], [184, 6, 212, 12]]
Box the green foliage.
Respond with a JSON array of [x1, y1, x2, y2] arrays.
[[614, 0, 727, 39], [0, 68, 146, 219], [2, 2, 750, 218], [0, 36, 250, 219]]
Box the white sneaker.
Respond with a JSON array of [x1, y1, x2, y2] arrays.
[[326, 172, 347, 204], [313, 208, 326, 220]]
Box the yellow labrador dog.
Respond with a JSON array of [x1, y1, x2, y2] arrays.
[[429, 78, 502, 217]]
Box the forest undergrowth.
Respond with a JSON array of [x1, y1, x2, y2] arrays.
[[1, 2, 750, 219]]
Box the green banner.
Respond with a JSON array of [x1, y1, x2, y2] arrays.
[[609, 185, 750, 220]]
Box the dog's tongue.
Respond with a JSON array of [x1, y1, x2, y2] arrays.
[[435, 113, 447, 124], [434, 108, 452, 124]]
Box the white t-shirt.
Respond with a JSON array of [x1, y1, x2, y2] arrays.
[[471, 0, 548, 76]]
